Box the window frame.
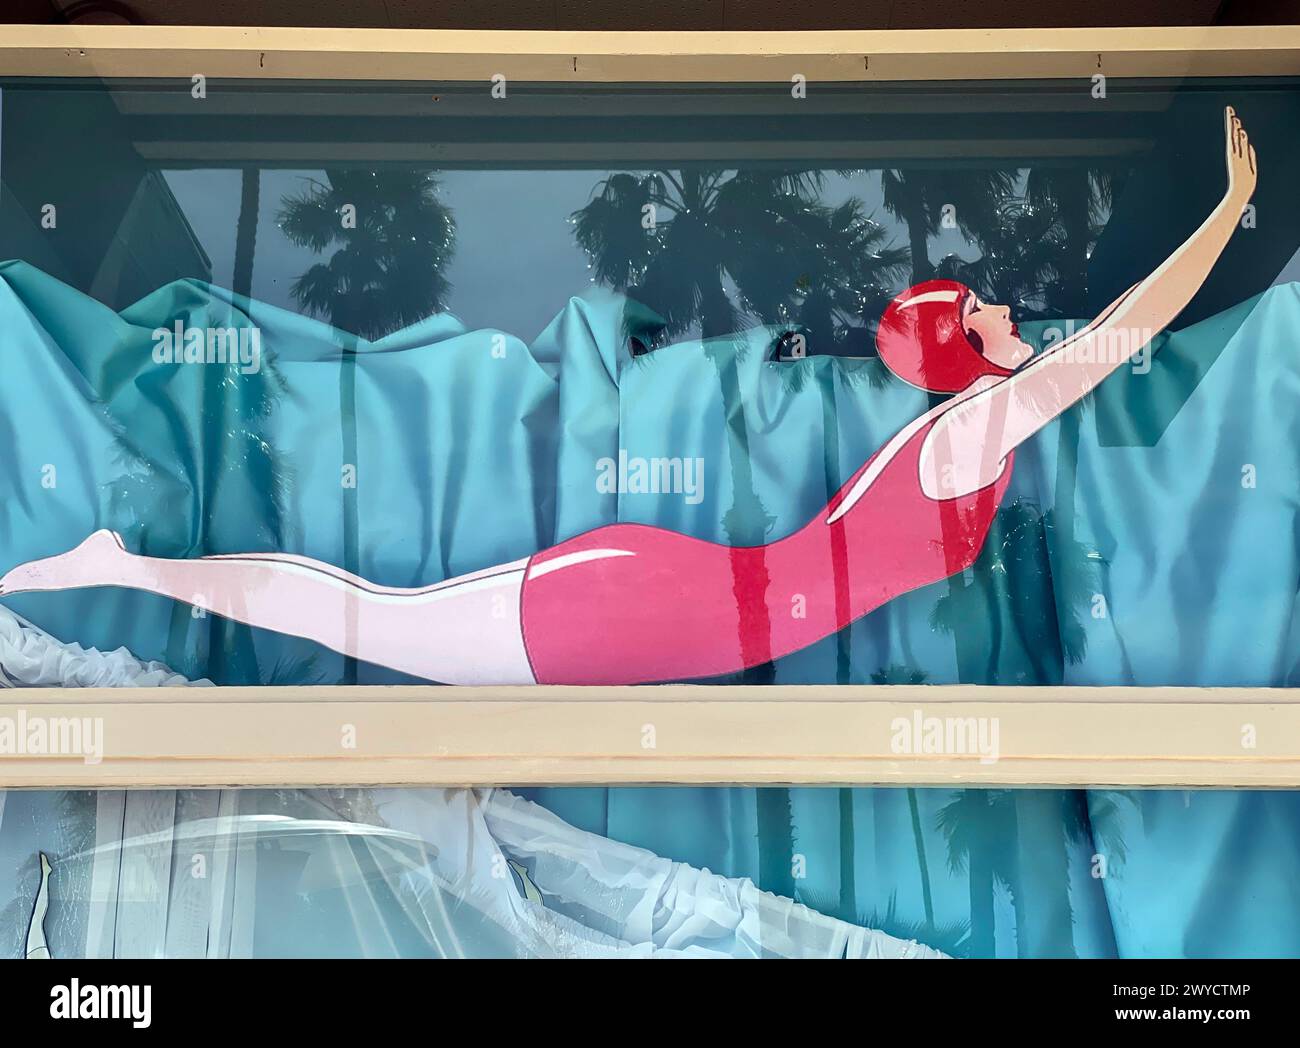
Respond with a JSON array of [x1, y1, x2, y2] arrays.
[[0, 23, 1298, 789]]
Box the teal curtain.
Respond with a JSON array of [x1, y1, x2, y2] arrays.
[[2, 260, 1299, 956]]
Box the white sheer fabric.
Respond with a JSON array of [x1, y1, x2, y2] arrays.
[[1, 788, 941, 958], [381, 787, 945, 958], [0, 606, 204, 688]]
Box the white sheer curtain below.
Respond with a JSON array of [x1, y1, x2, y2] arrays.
[[0, 787, 945, 959]]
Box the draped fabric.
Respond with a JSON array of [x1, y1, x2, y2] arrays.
[[3, 786, 942, 959], [1, 259, 1299, 956], [0, 605, 203, 688]]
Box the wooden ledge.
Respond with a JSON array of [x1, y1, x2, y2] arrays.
[[1, 684, 1296, 788]]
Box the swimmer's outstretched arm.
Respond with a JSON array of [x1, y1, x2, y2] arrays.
[[927, 106, 1259, 498]]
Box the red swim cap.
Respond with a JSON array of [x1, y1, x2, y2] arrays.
[[875, 279, 1015, 394]]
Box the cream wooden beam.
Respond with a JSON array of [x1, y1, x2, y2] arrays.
[[0, 685, 1295, 788], [0, 25, 1297, 82]]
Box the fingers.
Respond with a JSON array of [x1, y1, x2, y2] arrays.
[[1224, 105, 1246, 158], [1224, 106, 1255, 174]]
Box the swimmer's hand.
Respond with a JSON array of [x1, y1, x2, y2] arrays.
[[1224, 105, 1258, 207]]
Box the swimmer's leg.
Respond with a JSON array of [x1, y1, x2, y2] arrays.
[[0, 531, 534, 684]]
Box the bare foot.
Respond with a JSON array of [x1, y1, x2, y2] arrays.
[[0, 530, 128, 596]]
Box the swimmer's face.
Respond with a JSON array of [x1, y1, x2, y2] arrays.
[[962, 294, 1034, 370]]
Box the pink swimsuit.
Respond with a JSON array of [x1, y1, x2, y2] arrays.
[[519, 418, 1013, 685]]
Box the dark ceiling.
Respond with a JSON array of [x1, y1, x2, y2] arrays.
[[3, 0, 1297, 30]]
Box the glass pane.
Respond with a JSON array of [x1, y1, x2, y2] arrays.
[[2, 75, 1297, 687], [4, 784, 1297, 958], [0, 73, 1296, 962]]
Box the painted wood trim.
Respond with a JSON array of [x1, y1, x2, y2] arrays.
[[0, 25, 1298, 82], [0, 685, 1294, 788]]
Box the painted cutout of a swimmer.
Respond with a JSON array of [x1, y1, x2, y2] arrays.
[[0, 109, 1259, 686]]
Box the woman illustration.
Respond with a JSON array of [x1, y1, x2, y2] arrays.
[[0, 109, 1259, 686]]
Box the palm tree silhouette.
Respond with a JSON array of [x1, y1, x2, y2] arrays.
[[867, 665, 939, 926], [798, 889, 971, 958], [1025, 168, 1124, 318], [930, 500, 1100, 681], [935, 168, 1122, 320], [937, 790, 1135, 958], [881, 169, 1016, 285], [727, 195, 908, 356], [936, 789, 1017, 957], [928, 499, 1106, 956], [934, 198, 1061, 315], [278, 170, 456, 339], [198, 166, 267, 684], [573, 169, 906, 348], [278, 169, 456, 683]]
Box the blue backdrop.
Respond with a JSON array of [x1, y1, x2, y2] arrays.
[[2, 258, 1298, 956]]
